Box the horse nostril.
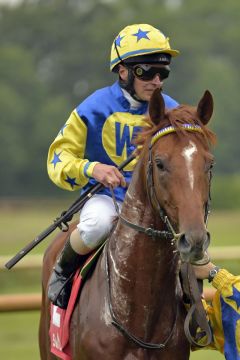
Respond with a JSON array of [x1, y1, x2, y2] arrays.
[[178, 234, 192, 254], [204, 231, 211, 251], [178, 230, 211, 263]]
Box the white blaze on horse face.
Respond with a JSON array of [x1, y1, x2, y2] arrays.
[[181, 140, 197, 190]]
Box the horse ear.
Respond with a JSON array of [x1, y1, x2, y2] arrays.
[[149, 88, 165, 125], [197, 90, 214, 125]]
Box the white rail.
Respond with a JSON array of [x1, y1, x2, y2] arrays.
[[1, 246, 240, 271]]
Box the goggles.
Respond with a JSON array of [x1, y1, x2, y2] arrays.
[[131, 64, 170, 81]]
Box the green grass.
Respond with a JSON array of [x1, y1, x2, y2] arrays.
[[207, 210, 240, 247], [191, 350, 224, 359], [0, 200, 239, 359], [0, 311, 40, 360]]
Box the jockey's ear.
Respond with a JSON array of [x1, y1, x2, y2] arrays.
[[197, 90, 214, 125], [149, 88, 165, 125]]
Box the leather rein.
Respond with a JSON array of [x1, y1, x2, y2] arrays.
[[106, 124, 213, 350]]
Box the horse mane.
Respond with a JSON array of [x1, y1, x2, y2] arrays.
[[134, 104, 217, 149]]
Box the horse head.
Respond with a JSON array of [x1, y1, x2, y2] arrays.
[[141, 89, 216, 264]]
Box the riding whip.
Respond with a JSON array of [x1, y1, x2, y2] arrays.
[[5, 152, 136, 270]]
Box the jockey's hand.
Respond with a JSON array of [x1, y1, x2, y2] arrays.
[[92, 163, 126, 188], [193, 262, 216, 280]]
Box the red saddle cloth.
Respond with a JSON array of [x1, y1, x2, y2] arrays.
[[49, 242, 105, 360], [49, 269, 82, 360]]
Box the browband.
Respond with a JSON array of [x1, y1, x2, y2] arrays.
[[151, 124, 203, 145]]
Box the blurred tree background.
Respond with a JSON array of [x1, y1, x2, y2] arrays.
[[0, 0, 239, 207]]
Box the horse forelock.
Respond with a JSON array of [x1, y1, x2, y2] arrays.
[[167, 105, 216, 145], [134, 104, 217, 154]]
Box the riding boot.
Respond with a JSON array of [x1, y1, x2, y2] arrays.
[[48, 238, 88, 309]]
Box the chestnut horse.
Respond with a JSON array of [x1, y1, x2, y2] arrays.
[[39, 89, 215, 359]]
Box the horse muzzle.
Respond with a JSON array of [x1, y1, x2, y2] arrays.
[[177, 230, 210, 263]]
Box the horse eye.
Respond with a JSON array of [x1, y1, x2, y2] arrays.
[[155, 158, 165, 171], [210, 161, 215, 169], [206, 161, 215, 172]]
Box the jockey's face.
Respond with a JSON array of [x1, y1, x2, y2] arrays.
[[119, 64, 167, 102], [133, 69, 163, 101]]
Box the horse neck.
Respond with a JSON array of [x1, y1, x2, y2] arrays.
[[108, 161, 180, 332]]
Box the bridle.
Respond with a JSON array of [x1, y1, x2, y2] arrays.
[[106, 124, 213, 350], [119, 124, 212, 246], [146, 124, 212, 236]]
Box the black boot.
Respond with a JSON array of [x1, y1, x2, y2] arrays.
[[48, 239, 87, 309]]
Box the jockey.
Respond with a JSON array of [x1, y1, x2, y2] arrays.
[[47, 23, 180, 309]]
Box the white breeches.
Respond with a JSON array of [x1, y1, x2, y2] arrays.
[[77, 194, 122, 250]]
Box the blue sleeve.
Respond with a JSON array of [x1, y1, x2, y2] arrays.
[[162, 93, 179, 109]]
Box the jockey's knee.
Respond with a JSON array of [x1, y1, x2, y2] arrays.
[[71, 214, 112, 254], [70, 194, 121, 255], [70, 228, 91, 255], [77, 212, 113, 250]]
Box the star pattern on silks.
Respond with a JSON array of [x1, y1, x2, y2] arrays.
[[227, 286, 240, 310], [51, 151, 62, 169], [132, 28, 150, 42], [64, 175, 79, 189], [115, 34, 124, 47], [59, 124, 68, 136]]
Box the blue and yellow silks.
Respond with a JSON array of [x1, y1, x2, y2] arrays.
[[47, 81, 178, 201], [195, 270, 240, 359]]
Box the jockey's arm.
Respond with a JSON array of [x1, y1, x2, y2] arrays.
[[47, 109, 126, 191], [193, 263, 240, 358], [47, 110, 98, 191]]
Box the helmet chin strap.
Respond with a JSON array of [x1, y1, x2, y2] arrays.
[[119, 68, 145, 102], [114, 39, 147, 102]]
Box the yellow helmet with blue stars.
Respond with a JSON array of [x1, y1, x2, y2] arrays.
[[110, 23, 179, 72]]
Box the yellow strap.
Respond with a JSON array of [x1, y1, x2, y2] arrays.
[[151, 124, 203, 145]]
